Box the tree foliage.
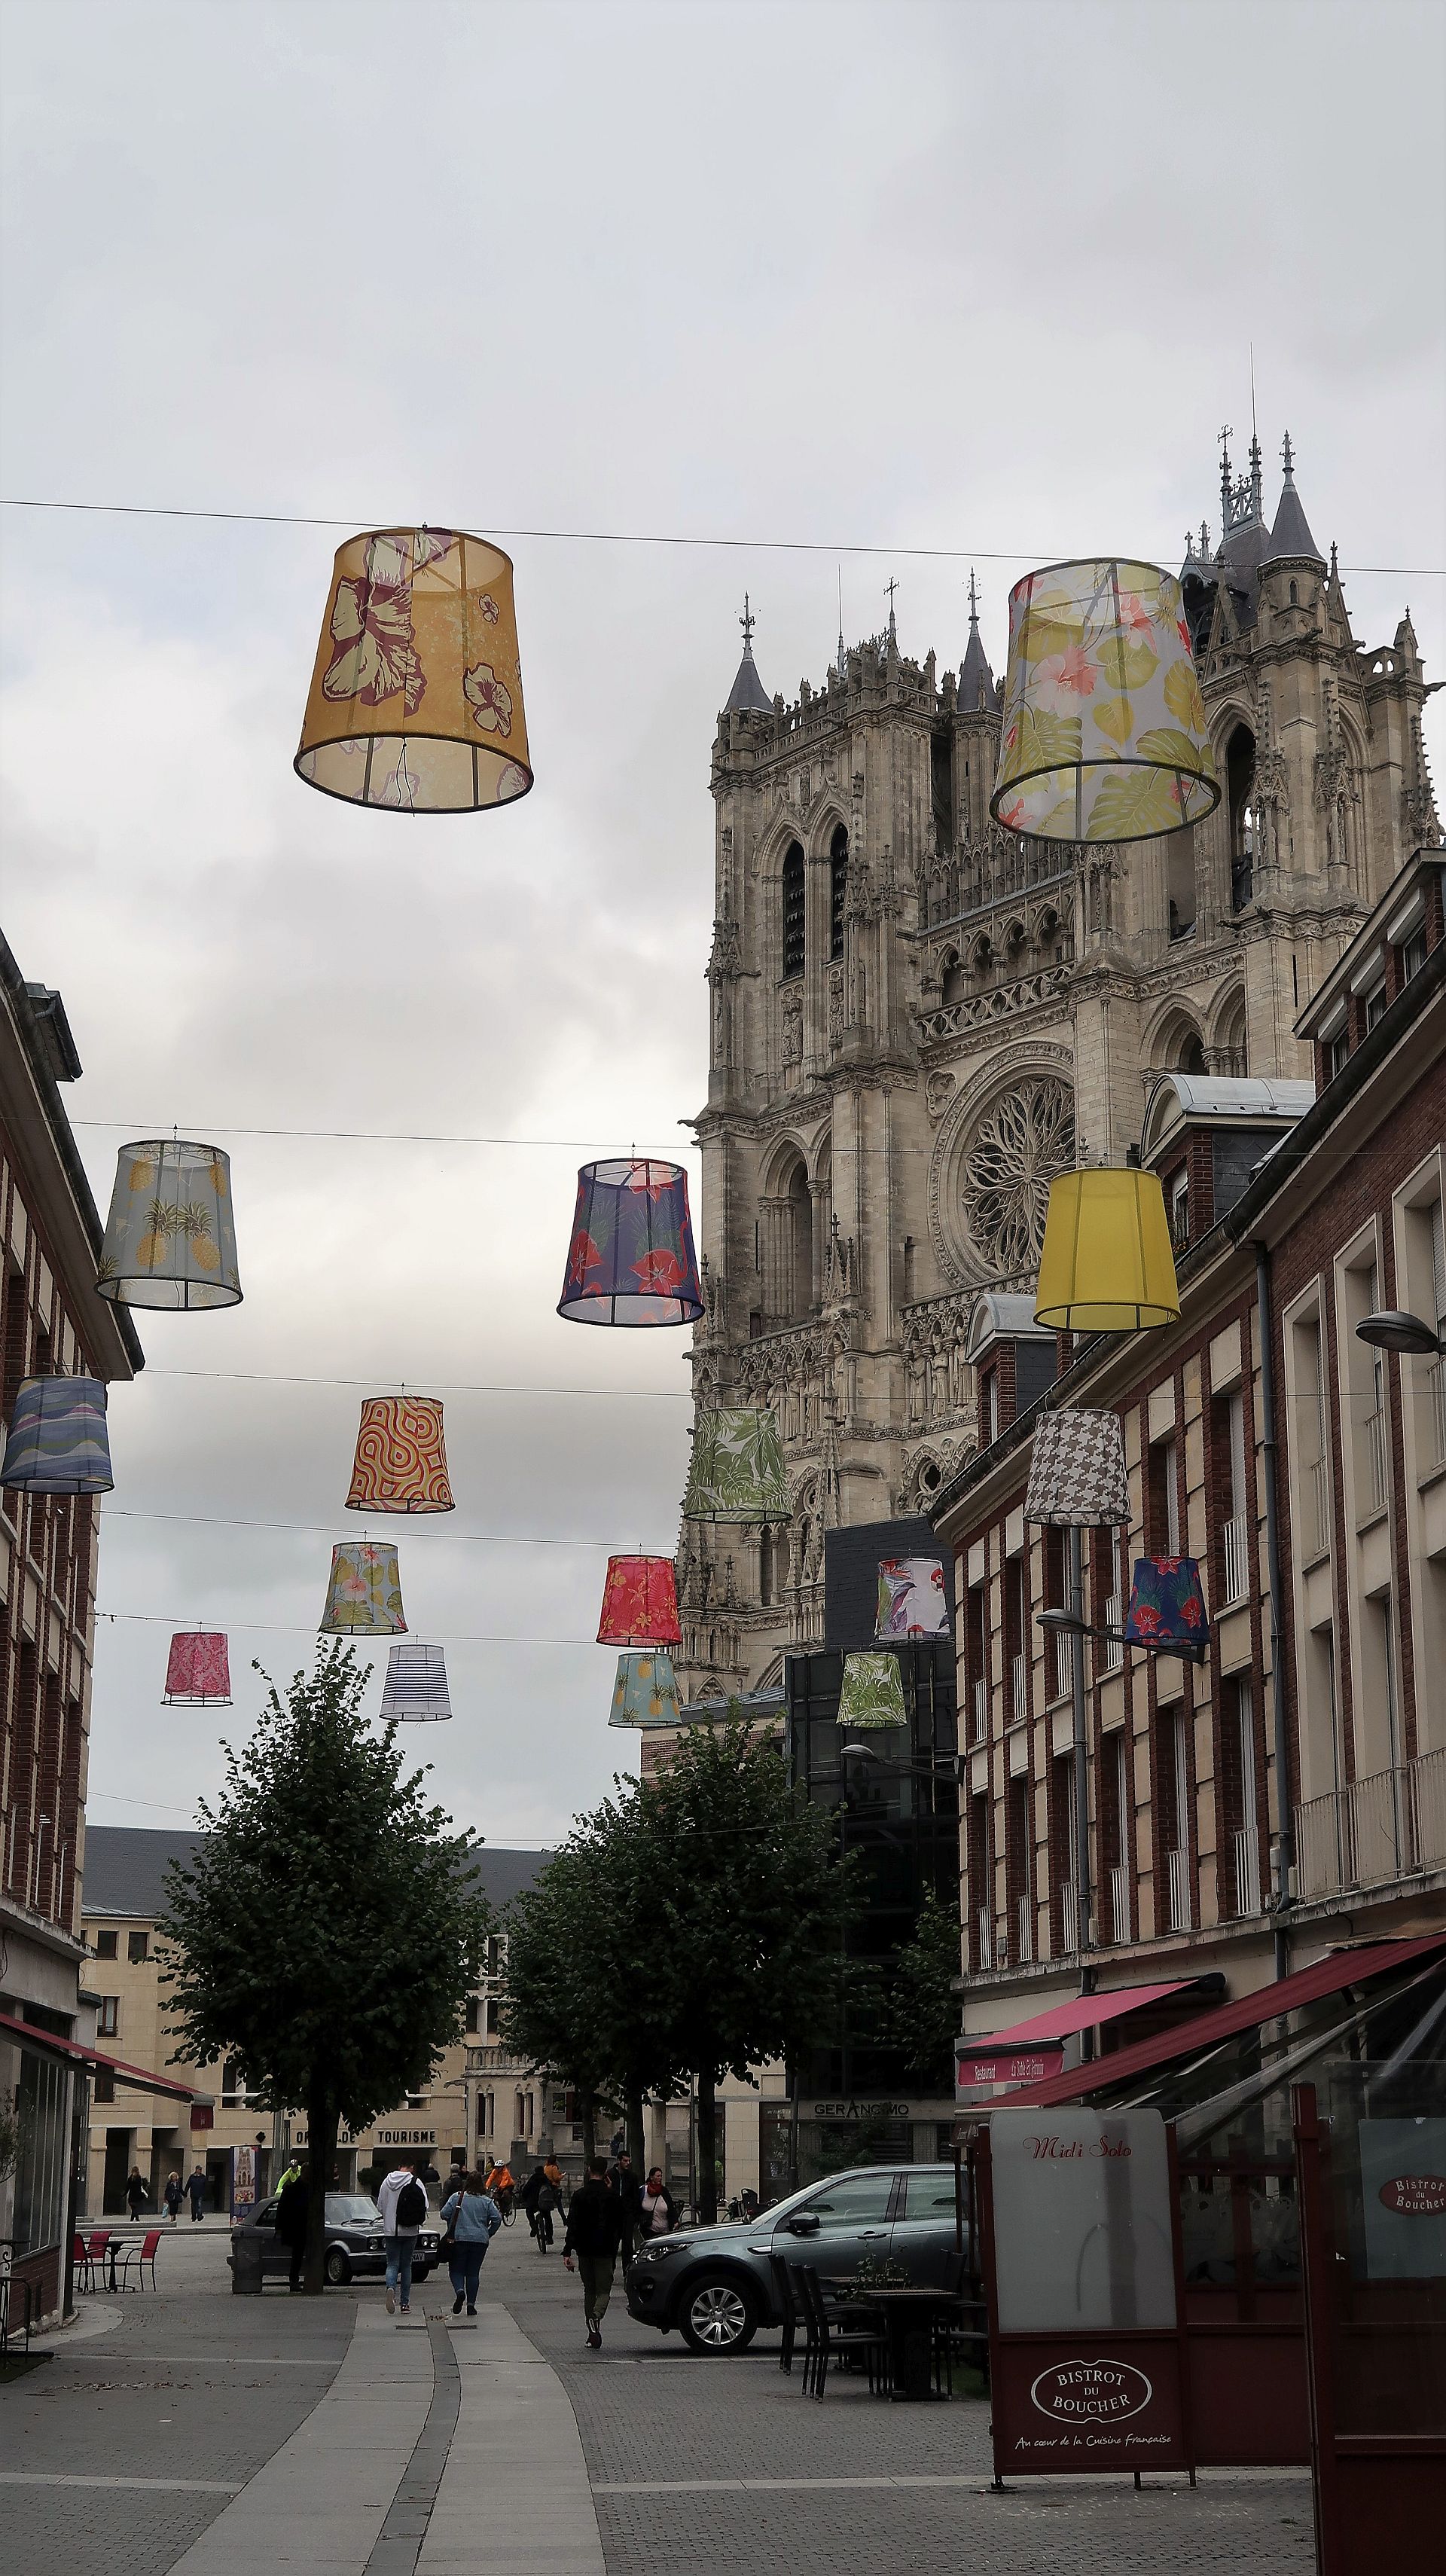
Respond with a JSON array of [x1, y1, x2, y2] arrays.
[[880, 1884, 962, 2088], [157, 1647, 492, 2289]]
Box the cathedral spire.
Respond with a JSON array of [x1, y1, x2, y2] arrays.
[[959, 569, 995, 711], [1264, 432, 1325, 566], [724, 590, 773, 713]]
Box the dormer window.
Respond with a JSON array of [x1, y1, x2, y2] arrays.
[[1324, 1027, 1350, 1083], [1170, 1171, 1189, 1252], [781, 841, 804, 980], [1363, 977, 1388, 1033], [1400, 926, 1427, 983]]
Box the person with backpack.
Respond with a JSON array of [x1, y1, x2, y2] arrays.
[[377, 2159, 429, 2315], [438, 2171, 502, 2315], [563, 2157, 624, 2348]]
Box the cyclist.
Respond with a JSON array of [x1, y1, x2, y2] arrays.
[[484, 2158, 516, 2217]]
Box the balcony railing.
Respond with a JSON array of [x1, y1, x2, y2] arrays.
[[1361, 1409, 1389, 1518], [1234, 1825, 1261, 1918], [1049, 1629, 1075, 1703], [1222, 1512, 1249, 1607], [972, 1677, 988, 1743], [1058, 1880, 1078, 1955], [976, 1906, 991, 1972], [1293, 1746, 1446, 1897], [1016, 1896, 1033, 1964], [1167, 1845, 1191, 1932], [1011, 1653, 1027, 1723], [1109, 1863, 1129, 1945], [1101, 1596, 1123, 1674], [1307, 1454, 1331, 1557]]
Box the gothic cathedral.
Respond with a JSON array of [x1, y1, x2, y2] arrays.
[[673, 433, 1439, 1705]]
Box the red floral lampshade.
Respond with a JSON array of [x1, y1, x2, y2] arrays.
[[1124, 1556, 1210, 1664], [558, 1158, 703, 1327], [163, 1632, 232, 1706], [597, 1555, 682, 1647]]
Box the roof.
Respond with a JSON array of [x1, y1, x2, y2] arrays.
[[959, 607, 995, 713], [1264, 457, 1324, 566], [724, 637, 773, 715], [81, 1826, 550, 1921], [965, 1292, 1052, 1363], [1142, 1073, 1316, 1158], [1296, 846, 1446, 1040]]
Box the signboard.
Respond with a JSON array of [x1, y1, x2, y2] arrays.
[[230, 2142, 258, 2219], [957, 2048, 1065, 2092], [189, 2104, 214, 2132], [1360, 2117, 1446, 2279]]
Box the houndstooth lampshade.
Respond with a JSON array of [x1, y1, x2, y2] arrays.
[[378, 1641, 453, 1723], [319, 1540, 407, 1634], [1025, 1409, 1129, 1528]]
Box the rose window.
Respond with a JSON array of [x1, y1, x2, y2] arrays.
[[959, 1078, 1075, 1277]]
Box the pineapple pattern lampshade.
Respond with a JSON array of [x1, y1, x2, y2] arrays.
[[1025, 1408, 1130, 1528], [346, 1397, 454, 1512], [609, 1650, 683, 1730], [682, 1409, 791, 1524], [97, 1140, 241, 1311], [163, 1632, 231, 1706], [597, 1555, 682, 1647], [991, 557, 1219, 843], [294, 527, 532, 813], [1125, 1556, 1210, 1664], [378, 1641, 453, 1723], [836, 1651, 908, 1732], [0, 1375, 113, 1494], [876, 1558, 950, 1641], [558, 1158, 703, 1327], [1033, 1169, 1180, 1332], [319, 1540, 407, 1634]]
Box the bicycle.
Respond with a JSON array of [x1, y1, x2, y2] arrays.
[[496, 2188, 517, 2225]]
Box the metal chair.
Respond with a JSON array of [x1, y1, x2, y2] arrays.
[[115, 2228, 162, 2291], [72, 2233, 92, 2292], [795, 2265, 890, 2397], [766, 2251, 803, 2375], [86, 2230, 111, 2291], [929, 2255, 990, 2393]]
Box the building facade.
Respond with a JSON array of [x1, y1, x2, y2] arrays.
[[0, 941, 142, 2326]]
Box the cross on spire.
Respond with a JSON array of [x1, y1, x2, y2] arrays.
[[967, 569, 979, 623], [739, 591, 755, 650], [885, 575, 898, 627], [1280, 430, 1295, 481]]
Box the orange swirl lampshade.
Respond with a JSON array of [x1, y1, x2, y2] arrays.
[[346, 1397, 454, 1513], [163, 1632, 232, 1707], [596, 1555, 682, 1648], [294, 527, 532, 813]]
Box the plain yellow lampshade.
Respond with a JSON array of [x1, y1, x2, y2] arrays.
[[1033, 1169, 1181, 1332]]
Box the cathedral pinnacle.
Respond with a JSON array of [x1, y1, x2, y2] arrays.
[[959, 569, 996, 711], [724, 589, 773, 714], [1264, 432, 1325, 568]]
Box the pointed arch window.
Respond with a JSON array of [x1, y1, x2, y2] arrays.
[[782, 842, 805, 980], [829, 826, 849, 962], [1226, 724, 1256, 911]]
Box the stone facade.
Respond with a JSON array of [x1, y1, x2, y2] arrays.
[[674, 435, 1439, 1705]]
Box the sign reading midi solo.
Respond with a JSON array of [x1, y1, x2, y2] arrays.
[[980, 2107, 1191, 2478]]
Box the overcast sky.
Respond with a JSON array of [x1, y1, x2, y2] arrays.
[[2, 0, 1442, 1854]]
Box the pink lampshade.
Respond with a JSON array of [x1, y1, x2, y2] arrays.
[[163, 1632, 232, 1706], [596, 1555, 682, 1647]]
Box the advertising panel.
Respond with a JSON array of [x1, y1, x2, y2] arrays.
[[230, 2142, 258, 2219]]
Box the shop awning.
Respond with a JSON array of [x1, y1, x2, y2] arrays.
[[992, 1930, 1446, 2109], [0, 2007, 196, 2102], [958, 1980, 1194, 2056]]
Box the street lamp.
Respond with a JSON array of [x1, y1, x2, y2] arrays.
[[1038, 1601, 1209, 1668], [1355, 1308, 1446, 1358]]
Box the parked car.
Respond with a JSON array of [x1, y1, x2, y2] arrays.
[[233, 2191, 443, 2287], [624, 2162, 966, 2355]]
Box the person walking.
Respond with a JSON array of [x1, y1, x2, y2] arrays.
[[125, 2166, 148, 2220], [439, 2171, 502, 2316], [609, 2150, 643, 2266], [563, 2157, 624, 2349], [377, 2159, 429, 2316], [163, 2171, 183, 2226], [185, 2165, 208, 2222], [638, 2165, 679, 2242], [536, 2156, 564, 2252], [276, 2160, 310, 2294]]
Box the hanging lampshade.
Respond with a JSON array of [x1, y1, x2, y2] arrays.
[[319, 1540, 407, 1634], [0, 1376, 112, 1494], [1125, 1557, 1210, 1664], [378, 1641, 453, 1723], [557, 1158, 703, 1327], [346, 1397, 454, 1513], [991, 557, 1219, 843], [836, 1651, 908, 1732], [97, 1140, 241, 1311], [597, 1555, 682, 1647], [1025, 1408, 1130, 1528], [163, 1632, 231, 1706], [294, 527, 532, 813], [876, 1558, 950, 1641], [682, 1409, 790, 1523], [1033, 1170, 1180, 1332], [609, 1650, 683, 1730]]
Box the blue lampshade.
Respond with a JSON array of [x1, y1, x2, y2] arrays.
[[559, 1158, 703, 1327], [1124, 1556, 1210, 1663], [609, 1651, 683, 1729], [0, 1376, 113, 1494]]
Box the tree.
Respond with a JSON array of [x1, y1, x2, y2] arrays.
[[158, 1647, 493, 2291], [880, 1884, 962, 2090]]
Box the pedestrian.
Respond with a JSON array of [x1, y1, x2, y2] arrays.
[[163, 2171, 183, 2226], [609, 2149, 643, 2265], [537, 2155, 564, 2252], [638, 2165, 679, 2242], [277, 2154, 303, 2193], [439, 2170, 502, 2316], [377, 2159, 429, 2316], [563, 2156, 624, 2349], [125, 2166, 148, 2220], [276, 2159, 311, 2294], [185, 2165, 208, 2222]]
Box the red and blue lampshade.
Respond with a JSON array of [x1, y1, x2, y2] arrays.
[[1124, 1556, 1210, 1664], [558, 1158, 703, 1327], [597, 1555, 682, 1647]]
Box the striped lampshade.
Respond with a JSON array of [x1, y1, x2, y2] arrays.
[[0, 1376, 113, 1494]]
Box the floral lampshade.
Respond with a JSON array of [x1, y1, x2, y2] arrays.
[[991, 558, 1219, 843], [294, 527, 532, 813], [597, 1555, 682, 1647], [1125, 1556, 1210, 1664], [682, 1409, 791, 1524], [836, 1651, 908, 1732], [378, 1641, 453, 1723], [346, 1397, 454, 1513], [0, 1376, 113, 1494], [163, 1632, 231, 1706], [876, 1558, 950, 1641], [97, 1140, 241, 1311], [557, 1158, 703, 1327], [319, 1540, 407, 1634], [609, 1650, 683, 1730], [1033, 1170, 1180, 1332], [1025, 1408, 1129, 1528]]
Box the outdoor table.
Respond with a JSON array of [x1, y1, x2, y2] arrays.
[[847, 2285, 969, 2402]]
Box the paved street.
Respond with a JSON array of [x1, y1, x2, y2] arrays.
[[2, 2214, 1316, 2574]]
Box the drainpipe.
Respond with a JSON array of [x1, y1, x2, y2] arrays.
[[1253, 1241, 1293, 1980], [1069, 1528, 1095, 2056]]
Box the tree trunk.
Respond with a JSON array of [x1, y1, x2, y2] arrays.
[[625, 2079, 645, 2174], [580, 2089, 597, 2165], [697, 2071, 718, 2225], [304, 2084, 337, 2294]]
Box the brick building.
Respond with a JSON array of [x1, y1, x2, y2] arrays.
[[932, 856, 1444, 2062]]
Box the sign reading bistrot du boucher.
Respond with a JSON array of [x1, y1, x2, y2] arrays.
[[984, 2107, 1191, 2476]]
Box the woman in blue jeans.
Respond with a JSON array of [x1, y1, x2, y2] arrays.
[[440, 2172, 503, 2315]]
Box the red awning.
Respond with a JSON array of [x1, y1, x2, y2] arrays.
[[959, 1980, 1194, 2054], [0, 2007, 196, 2102], [995, 1930, 1446, 2109]]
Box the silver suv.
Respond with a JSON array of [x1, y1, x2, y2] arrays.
[[624, 2163, 965, 2355]]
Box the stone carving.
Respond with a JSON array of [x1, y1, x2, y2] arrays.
[[781, 991, 803, 1067], [926, 1070, 955, 1120], [827, 969, 845, 1044], [917, 964, 1071, 1046]]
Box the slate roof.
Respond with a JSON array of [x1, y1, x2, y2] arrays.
[[81, 1826, 549, 1921], [724, 637, 773, 713], [1264, 464, 1324, 566]]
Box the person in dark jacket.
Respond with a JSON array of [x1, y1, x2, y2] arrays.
[[609, 2151, 644, 2263], [276, 2163, 311, 2294], [185, 2165, 209, 2221], [126, 2167, 148, 2220], [563, 2159, 624, 2347], [637, 2166, 679, 2240]]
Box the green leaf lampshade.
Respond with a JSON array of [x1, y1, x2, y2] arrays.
[[836, 1650, 908, 1732], [97, 1139, 242, 1311], [319, 1540, 407, 1634], [609, 1650, 683, 1729], [682, 1409, 790, 1523], [990, 559, 1219, 842], [0, 1375, 113, 1494], [378, 1641, 453, 1722]]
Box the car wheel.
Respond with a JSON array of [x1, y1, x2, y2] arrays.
[[679, 2271, 758, 2355], [325, 2247, 350, 2285]]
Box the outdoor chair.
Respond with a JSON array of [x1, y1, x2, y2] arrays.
[[930, 2254, 990, 2394], [71, 2233, 92, 2292], [766, 2252, 803, 2375], [795, 2265, 890, 2399], [85, 2230, 111, 2290], [115, 2229, 162, 2291]]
